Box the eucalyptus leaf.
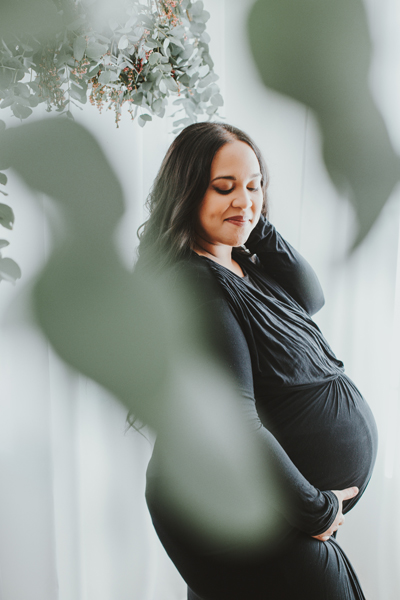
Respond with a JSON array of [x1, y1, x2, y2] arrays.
[[0, 172, 8, 185], [69, 87, 85, 102], [160, 63, 172, 73], [29, 95, 41, 108], [118, 35, 129, 50], [206, 105, 217, 115], [248, 0, 400, 246], [211, 93, 224, 107], [149, 52, 162, 65], [190, 22, 206, 35], [197, 72, 218, 88], [152, 98, 163, 112], [14, 96, 32, 107], [132, 92, 143, 105], [0, 68, 13, 88], [0, 203, 14, 229], [197, 64, 210, 78], [3, 57, 23, 69], [0, 256, 21, 283], [178, 74, 191, 87], [201, 87, 213, 102], [202, 52, 214, 69], [169, 37, 184, 49], [144, 38, 160, 49], [158, 79, 167, 94], [173, 117, 192, 127], [0, 120, 5, 133], [165, 77, 179, 92], [73, 36, 86, 61], [15, 82, 30, 98], [190, 1, 205, 17], [12, 104, 33, 119], [71, 81, 85, 93], [189, 73, 199, 86], [98, 70, 112, 84], [0, 239, 9, 249], [0, 97, 14, 109], [86, 43, 108, 59], [180, 45, 194, 60], [200, 32, 211, 44], [140, 14, 155, 28]]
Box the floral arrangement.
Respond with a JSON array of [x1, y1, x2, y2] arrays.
[[0, 0, 223, 130], [0, 0, 223, 284]]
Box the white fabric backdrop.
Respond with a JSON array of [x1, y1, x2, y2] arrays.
[[1, 0, 400, 598]]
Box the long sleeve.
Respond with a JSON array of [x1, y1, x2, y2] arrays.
[[244, 215, 325, 316], [214, 294, 338, 536]]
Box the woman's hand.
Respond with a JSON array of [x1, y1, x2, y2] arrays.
[[312, 487, 359, 542]]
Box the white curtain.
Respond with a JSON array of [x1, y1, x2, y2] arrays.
[[1, 0, 399, 598]]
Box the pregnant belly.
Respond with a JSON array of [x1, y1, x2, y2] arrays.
[[256, 373, 378, 509]]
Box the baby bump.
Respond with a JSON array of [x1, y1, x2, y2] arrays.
[[256, 374, 378, 501]]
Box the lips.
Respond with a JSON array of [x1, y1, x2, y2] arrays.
[[225, 216, 250, 225]]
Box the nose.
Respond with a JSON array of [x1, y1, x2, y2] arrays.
[[231, 186, 253, 210]]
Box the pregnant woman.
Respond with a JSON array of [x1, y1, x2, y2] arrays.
[[138, 122, 378, 599]]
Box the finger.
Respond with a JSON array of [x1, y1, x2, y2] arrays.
[[338, 516, 345, 526], [340, 486, 359, 501]]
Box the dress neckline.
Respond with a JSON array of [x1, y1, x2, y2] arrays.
[[194, 253, 248, 279]]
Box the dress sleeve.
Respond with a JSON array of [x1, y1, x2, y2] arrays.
[[214, 294, 338, 536], [244, 215, 325, 316]]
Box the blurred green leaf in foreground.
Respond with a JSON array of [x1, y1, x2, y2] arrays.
[[0, 0, 63, 40], [248, 0, 400, 247], [0, 117, 281, 548]]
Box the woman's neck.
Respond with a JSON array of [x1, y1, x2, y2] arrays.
[[192, 241, 244, 277]]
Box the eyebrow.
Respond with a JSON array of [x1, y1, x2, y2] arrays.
[[211, 173, 262, 183]]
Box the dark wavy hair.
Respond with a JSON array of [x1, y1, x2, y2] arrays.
[[136, 122, 269, 270]]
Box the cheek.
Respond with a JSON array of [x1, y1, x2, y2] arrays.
[[197, 196, 221, 227]]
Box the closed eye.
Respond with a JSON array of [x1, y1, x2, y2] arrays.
[[213, 186, 260, 195], [213, 187, 234, 195]]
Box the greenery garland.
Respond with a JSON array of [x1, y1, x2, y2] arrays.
[[0, 0, 223, 284], [0, 0, 223, 130]]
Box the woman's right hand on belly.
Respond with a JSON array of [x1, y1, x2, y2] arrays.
[[312, 487, 359, 542]]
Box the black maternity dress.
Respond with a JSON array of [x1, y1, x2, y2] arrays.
[[145, 216, 378, 600]]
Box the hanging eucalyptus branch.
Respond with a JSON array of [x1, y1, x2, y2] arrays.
[[0, 0, 223, 130], [0, 0, 223, 284]]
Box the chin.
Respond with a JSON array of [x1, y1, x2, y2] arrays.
[[231, 233, 250, 247]]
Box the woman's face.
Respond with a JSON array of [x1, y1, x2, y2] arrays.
[[195, 140, 263, 250]]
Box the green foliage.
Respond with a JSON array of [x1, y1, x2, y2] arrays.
[[0, 203, 14, 229], [0, 117, 18, 283], [0, 252, 21, 284], [0, 0, 223, 131], [247, 0, 400, 246]]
